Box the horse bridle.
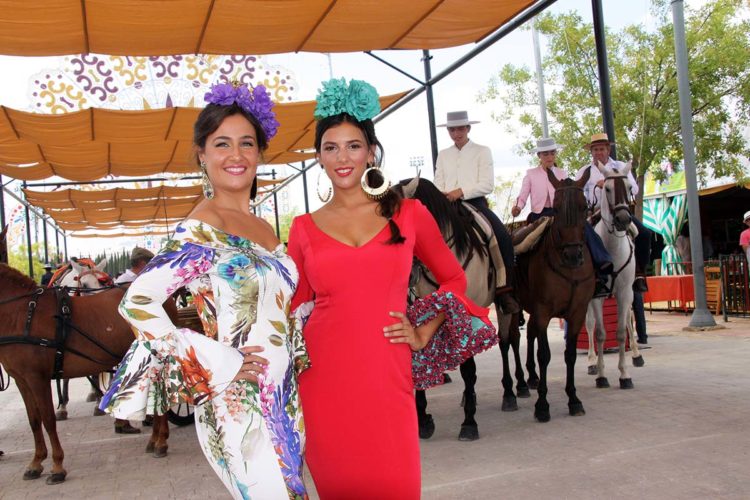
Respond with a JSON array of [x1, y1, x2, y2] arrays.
[[597, 174, 632, 234], [71, 268, 114, 295]]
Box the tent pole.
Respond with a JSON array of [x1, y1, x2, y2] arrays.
[[422, 50, 439, 170], [591, 0, 617, 159], [22, 181, 34, 277], [55, 228, 60, 264], [301, 160, 310, 213], [42, 217, 49, 263], [670, 0, 716, 328], [63, 233, 68, 261], [272, 169, 280, 238]]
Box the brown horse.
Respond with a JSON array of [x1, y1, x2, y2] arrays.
[[512, 169, 595, 423], [0, 263, 173, 484]]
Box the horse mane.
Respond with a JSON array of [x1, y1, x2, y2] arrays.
[[555, 178, 585, 227], [397, 178, 485, 259], [0, 263, 39, 291]]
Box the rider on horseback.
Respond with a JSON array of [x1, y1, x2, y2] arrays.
[[512, 137, 614, 298], [434, 111, 518, 312], [574, 133, 652, 293]]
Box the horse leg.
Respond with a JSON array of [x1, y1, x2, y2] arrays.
[[593, 299, 609, 388], [585, 303, 598, 375], [510, 319, 530, 398], [54, 379, 68, 421], [415, 390, 435, 439], [530, 315, 552, 423], [617, 294, 634, 389], [15, 376, 47, 480], [564, 312, 586, 417], [497, 307, 518, 411], [152, 414, 169, 458], [628, 309, 645, 368], [146, 414, 157, 453], [458, 357, 479, 441], [29, 375, 67, 483], [525, 320, 539, 390], [85, 375, 102, 402]]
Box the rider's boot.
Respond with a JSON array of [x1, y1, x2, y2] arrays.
[[633, 265, 648, 293], [114, 418, 142, 434]]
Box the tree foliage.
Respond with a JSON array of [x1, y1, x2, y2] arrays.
[[479, 0, 750, 189]]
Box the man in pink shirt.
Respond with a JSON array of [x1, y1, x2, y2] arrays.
[[740, 211, 750, 264]]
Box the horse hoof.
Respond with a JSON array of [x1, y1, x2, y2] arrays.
[[501, 396, 518, 412], [23, 469, 42, 480], [85, 392, 99, 403], [534, 410, 551, 423], [595, 377, 610, 388], [527, 377, 539, 390], [632, 356, 645, 368], [587, 365, 598, 376], [568, 402, 586, 416], [458, 424, 479, 441], [619, 378, 634, 389], [153, 446, 168, 458], [418, 414, 435, 440], [93, 407, 106, 417], [145, 442, 155, 453], [46, 472, 67, 485], [516, 385, 531, 398], [55, 411, 68, 421]]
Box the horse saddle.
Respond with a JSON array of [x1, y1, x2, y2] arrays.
[[513, 216, 553, 255], [462, 202, 506, 290]]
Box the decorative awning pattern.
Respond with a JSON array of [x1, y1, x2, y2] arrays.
[[0, 91, 407, 181], [23, 180, 282, 232], [0, 0, 536, 56]]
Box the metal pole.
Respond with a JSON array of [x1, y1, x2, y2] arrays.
[[532, 23, 549, 138], [272, 169, 280, 238], [63, 233, 68, 261], [55, 228, 60, 264], [0, 174, 5, 229], [422, 50, 439, 169], [301, 161, 310, 213], [42, 217, 49, 263], [671, 0, 716, 328], [591, 0, 617, 159], [22, 181, 34, 277]]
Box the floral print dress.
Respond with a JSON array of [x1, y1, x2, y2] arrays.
[[100, 219, 308, 500]]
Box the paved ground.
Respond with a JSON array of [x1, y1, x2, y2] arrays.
[[1, 311, 749, 499]]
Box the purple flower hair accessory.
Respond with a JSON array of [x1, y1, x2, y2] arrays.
[[204, 81, 279, 140]]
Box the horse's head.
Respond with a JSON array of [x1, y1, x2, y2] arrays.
[[59, 258, 110, 291], [595, 160, 632, 231], [548, 169, 589, 267]]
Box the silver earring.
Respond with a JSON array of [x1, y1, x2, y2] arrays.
[[317, 168, 332, 203], [361, 163, 390, 200], [200, 161, 214, 199]]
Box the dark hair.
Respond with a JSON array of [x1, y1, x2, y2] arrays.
[[193, 103, 268, 200], [315, 113, 404, 244]]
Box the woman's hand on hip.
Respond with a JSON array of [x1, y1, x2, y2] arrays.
[[384, 311, 425, 352], [232, 346, 268, 384]]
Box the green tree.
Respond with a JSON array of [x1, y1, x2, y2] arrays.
[[8, 243, 45, 280], [277, 208, 300, 243], [479, 0, 750, 208]]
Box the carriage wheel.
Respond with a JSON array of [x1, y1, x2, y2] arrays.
[[167, 403, 195, 426]]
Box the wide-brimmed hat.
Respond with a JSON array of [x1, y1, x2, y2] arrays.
[[584, 132, 616, 150], [437, 111, 480, 128], [532, 137, 564, 153], [744, 210, 750, 222], [130, 247, 154, 262]]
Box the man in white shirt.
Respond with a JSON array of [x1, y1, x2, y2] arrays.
[[434, 111, 515, 308], [114, 247, 154, 285], [575, 133, 652, 293]]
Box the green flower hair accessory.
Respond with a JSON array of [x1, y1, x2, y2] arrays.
[[314, 78, 381, 122]]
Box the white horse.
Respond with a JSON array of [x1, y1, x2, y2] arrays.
[[585, 161, 644, 389]]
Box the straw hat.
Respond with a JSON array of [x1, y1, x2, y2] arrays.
[[130, 247, 154, 262], [532, 137, 564, 153], [584, 132, 616, 150], [437, 111, 480, 127]]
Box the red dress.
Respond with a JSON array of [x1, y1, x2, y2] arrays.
[[288, 199, 495, 499]]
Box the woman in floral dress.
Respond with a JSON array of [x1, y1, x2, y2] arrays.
[[100, 82, 307, 499]]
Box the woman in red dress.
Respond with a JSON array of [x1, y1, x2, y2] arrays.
[[288, 79, 497, 498]]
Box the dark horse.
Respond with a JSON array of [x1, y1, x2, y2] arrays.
[[512, 169, 595, 422], [395, 177, 528, 441], [0, 260, 175, 484]]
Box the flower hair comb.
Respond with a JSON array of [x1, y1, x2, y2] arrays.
[[204, 81, 280, 140]]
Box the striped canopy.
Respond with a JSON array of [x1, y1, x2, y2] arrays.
[[643, 194, 688, 275]]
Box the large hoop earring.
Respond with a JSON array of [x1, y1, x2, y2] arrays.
[[361, 163, 390, 200], [317, 168, 332, 203], [200, 161, 214, 200]]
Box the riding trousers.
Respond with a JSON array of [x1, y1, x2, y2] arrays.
[[464, 197, 514, 276], [528, 208, 613, 274]]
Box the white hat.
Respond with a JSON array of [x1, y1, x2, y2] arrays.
[[437, 111, 480, 127], [532, 137, 564, 153], [743, 210, 750, 222]]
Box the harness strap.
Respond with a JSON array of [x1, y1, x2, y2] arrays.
[[53, 288, 71, 379], [543, 233, 594, 315]]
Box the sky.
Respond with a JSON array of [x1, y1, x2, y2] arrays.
[[0, 0, 712, 259]]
